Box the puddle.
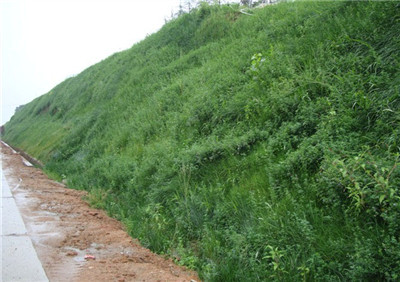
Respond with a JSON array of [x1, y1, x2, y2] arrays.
[[64, 247, 88, 262], [29, 221, 59, 234], [8, 187, 83, 281], [64, 242, 107, 263]]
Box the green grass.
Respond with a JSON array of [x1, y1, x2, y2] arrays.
[[3, 1, 400, 280]]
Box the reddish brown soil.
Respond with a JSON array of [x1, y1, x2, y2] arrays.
[[1, 142, 200, 282]]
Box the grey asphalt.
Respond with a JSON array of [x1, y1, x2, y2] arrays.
[[1, 167, 49, 282]]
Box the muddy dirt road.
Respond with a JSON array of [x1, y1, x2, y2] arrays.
[[1, 142, 199, 282]]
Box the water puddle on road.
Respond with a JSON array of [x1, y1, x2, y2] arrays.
[[12, 187, 85, 281]]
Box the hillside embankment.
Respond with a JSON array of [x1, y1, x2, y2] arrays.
[[3, 1, 400, 280]]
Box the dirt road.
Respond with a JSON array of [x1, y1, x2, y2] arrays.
[[1, 142, 199, 282]]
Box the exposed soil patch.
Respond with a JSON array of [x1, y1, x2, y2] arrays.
[[1, 142, 199, 282]]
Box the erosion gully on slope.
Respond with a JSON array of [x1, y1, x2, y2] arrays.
[[1, 142, 199, 282]]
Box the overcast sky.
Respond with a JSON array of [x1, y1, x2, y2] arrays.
[[1, 0, 193, 124]]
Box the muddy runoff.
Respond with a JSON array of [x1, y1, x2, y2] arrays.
[[1, 142, 199, 282]]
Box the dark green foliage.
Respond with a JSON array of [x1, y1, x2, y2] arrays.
[[3, 1, 400, 280]]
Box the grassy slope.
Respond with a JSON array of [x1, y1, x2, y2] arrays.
[[4, 1, 400, 280]]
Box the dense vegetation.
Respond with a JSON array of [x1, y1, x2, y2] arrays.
[[3, 1, 400, 280]]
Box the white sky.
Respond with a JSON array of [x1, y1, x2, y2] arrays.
[[1, 0, 188, 124]]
